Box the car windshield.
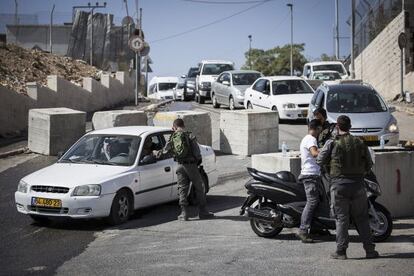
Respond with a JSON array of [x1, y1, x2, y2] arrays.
[[158, 83, 177, 91], [326, 89, 388, 113], [60, 135, 141, 166], [313, 64, 346, 74], [232, 73, 261, 86], [272, 80, 313, 95], [202, 64, 234, 75], [313, 72, 341, 80], [188, 68, 198, 78]]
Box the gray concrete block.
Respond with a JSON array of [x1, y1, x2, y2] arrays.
[[28, 108, 86, 155], [92, 110, 148, 130], [373, 150, 414, 218], [220, 110, 278, 155], [153, 111, 212, 146], [251, 152, 301, 179]]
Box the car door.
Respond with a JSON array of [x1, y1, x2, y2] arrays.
[[259, 79, 272, 109], [248, 79, 266, 108], [135, 133, 175, 208], [214, 73, 225, 104], [220, 73, 231, 104]]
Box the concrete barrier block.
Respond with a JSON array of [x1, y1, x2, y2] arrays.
[[153, 111, 212, 146], [26, 82, 58, 108], [47, 75, 89, 111], [251, 152, 301, 179], [373, 150, 414, 218], [92, 110, 148, 130], [28, 108, 86, 155], [220, 110, 278, 155], [83, 77, 108, 111]]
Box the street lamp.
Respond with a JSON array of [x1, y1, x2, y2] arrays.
[[287, 3, 293, 76], [248, 34, 252, 69]]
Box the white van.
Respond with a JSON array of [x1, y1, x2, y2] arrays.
[[195, 60, 234, 104], [147, 77, 179, 100], [302, 61, 349, 80]]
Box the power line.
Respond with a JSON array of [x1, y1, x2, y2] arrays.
[[182, 0, 270, 4], [150, 0, 272, 43]]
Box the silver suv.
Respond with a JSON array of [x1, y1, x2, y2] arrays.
[[308, 82, 399, 146]]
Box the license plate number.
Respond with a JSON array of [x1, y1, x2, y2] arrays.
[[360, 135, 378, 141], [31, 197, 62, 208]]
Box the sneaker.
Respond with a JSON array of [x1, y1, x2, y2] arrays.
[[178, 206, 189, 221], [296, 231, 314, 243], [330, 251, 347, 260], [366, 250, 379, 259]]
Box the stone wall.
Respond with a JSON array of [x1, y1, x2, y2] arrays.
[[0, 71, 135, 137], [355, 11, 414, 100]]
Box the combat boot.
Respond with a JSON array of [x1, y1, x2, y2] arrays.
[[296, 231, 314, 243], [330, 250, 347, 260], [178, 206, 189, 221], [198, 206, 214, 219], [366, 250, 379, 259]]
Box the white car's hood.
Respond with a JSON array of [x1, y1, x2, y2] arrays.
[[159, 90, 174, 96], [327, 112, 391, 129], [273, 93, 314, 105], [22, 163, 132, 188]]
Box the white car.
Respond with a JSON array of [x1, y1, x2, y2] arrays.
[[147, 77, 178, 100], [195, 60, 235, 104], [303, 61, 349, 80], [244, 76, 315, 120], [309, 70, 342, 81], [173, 82, 185, 101], [15, 126, 218, 225]]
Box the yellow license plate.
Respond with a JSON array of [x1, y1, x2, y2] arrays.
[[302, 110, 308, 116], [31, 197, 62, 208], [361, 135, 378, 141]]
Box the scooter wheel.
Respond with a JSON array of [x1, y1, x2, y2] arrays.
[[369, 202, 393, 242], [249, 203, 283, 238]]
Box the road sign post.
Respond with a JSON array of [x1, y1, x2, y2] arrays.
[[129, 35, 145, 106], [398, 32, 407, 99]]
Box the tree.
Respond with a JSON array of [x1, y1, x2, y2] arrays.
[[241, 43, 307, 75], [319, 53, 336, 61]]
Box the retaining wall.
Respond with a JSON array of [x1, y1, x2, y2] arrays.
[[0, 71, 135, 137]]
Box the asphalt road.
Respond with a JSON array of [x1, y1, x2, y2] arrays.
[[1, 100, 413, 275]]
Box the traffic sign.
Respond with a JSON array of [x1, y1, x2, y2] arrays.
[[140, 42, 150, 56], [129, 35, 144, 52], [398, 32, 407, 49], [122, 16, 134, 26]]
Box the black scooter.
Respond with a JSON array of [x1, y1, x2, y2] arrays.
[[240, 168, 393, 242]]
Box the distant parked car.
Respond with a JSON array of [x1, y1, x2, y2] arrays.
[[244, 76, 314, 120], [147, 77, 178, 100], [173, 82, 185, 101], [307, 82, 399, 146], [182, 67, 198, 100], [211, 70, 262, 110], [309, 70, 341, 81], [303, 61, 349, 80], [195, 60, 235, 104], [15, 126, 218, 225]]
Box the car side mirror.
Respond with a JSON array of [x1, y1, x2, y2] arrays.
[[263, 90, 270, 95], [140, 155, 157, 165], [222, 80, 230, 86], [181, 74, 187, 79], [388, 106, 396, 113]]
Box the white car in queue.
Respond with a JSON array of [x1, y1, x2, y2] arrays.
[[244, 76, 315, 120], [15, 126, 218, 225]]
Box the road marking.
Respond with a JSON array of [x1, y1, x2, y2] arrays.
[[26, 266, 47, 272], [22, 227, 45, 238]]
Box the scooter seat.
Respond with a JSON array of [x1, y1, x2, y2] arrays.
[[247, 168, 297, 185]]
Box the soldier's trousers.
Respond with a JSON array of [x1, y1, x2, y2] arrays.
[[176, 163, 207, 207], [331, 179, 375, 252]]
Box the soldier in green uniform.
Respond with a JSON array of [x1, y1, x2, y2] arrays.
[[317, 115, 379, 260], [156, 118, 214, 221], [313, 107, 336, 148]]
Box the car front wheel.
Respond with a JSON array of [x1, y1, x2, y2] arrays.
[[212, 93, 220, 108], [229, 96, 235, 110], [107, 189, 133, 225]]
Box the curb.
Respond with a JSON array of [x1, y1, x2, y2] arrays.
[[0, 147, 29, 159], [217, 171, 250, 184], [142, 99, 174, 112], [395, 105, 414, 116]]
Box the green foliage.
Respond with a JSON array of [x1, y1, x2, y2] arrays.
[[319, 53, 336, 61], [241, 43, 307, 75]]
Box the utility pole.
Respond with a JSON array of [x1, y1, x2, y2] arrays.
[[350, 0, 355, 79], [248, 35, 252, 69], [87, 2, 107, 66], [14, 0, 18, 26], [287, 3, 293, 76], [335, 0, 340, 59], [49, 4, 55, 53]]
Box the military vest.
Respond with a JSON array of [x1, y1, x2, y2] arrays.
[[329, 134, 368, 178]]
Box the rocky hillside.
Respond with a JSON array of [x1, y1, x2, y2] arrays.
[[0, 43, 101, 94]]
